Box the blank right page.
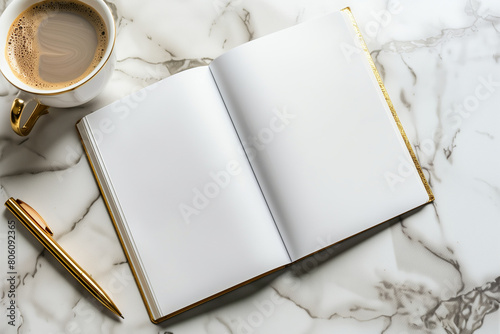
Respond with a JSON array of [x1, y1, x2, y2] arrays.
[[210, 10, 433, 261]]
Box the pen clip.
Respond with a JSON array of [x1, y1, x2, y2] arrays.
[[16, 199, 54, 236]]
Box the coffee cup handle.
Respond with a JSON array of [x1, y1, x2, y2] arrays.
[[10, 92, 49, 136]]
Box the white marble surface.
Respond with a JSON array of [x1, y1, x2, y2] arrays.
[[1, 0, 500, 333]]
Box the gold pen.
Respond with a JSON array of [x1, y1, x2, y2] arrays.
[[5, 198, 123, 319]]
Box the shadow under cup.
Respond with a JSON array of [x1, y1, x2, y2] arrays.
[[0, 0, 116, 136]]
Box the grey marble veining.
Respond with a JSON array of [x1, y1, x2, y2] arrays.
[[1, 0, 500, 333]]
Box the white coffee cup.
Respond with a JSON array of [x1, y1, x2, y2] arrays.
[[0, 0, 116, 136]]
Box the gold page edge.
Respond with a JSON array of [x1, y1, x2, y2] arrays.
[[341, 7, 434, 202]]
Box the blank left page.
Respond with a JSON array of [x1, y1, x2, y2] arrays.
[[78, 66, 289, 319]]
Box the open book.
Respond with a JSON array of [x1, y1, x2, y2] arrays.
[[77, 9, 433, 323]]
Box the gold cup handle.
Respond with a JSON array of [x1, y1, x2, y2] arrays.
[[10, 93, 49, 136]]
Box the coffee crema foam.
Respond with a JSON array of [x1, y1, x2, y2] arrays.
[[6, 0, 108, 90]]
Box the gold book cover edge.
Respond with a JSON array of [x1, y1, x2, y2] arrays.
[[76, 121, 288, 323], [342, 7, 434, 202], [76, 121, 158, 323], [75, 8, 434, 322]]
